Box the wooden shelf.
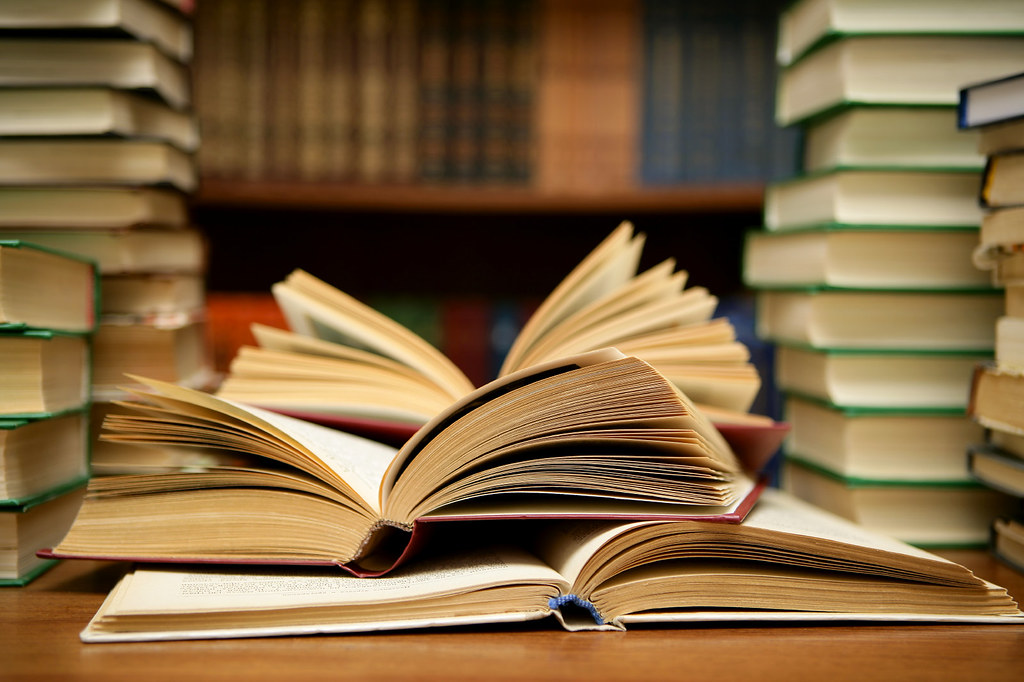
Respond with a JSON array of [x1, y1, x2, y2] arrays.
[[193, 180, 766, 214]]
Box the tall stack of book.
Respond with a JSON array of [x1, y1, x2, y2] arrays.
[[959, 70, 1024, 571], [0, 0, 214, 477], [0, 242, 95, 585], [743, 0, 1024, 548]]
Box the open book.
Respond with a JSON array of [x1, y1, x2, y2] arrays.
[[78, 489, 1022, 642], [46, 348, 761, 576], [213, 223, 783, 465]]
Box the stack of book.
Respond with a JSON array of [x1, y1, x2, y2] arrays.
[[0, 241, 95, 585], [743, 0, 1024, 548], [0, 0, 215, 476], [960, 70, 1024, 572], [36, 224, 1024, 638]]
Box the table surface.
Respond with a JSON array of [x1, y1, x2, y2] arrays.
[[4, 551, 1024, 682]]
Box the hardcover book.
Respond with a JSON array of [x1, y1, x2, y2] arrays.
[[76, 488, 1023, 642], [45, 349, 763, 577]]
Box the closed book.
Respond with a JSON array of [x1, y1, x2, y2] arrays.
[[0, 227, 206, 275], [0, 331, 90, 418], [0, 139, 197, 192], [774, 345, 988, 410], [783, 394, 982, 483], [981, 151, 1024, 209], [0, 411, 90, 506], [777, 0, 1024, 67], [776, 34, 1024, 126], [968, 445, 1024, 498], [0, 38, 191, 110], [0, 0, 195, 63], [0, 187, 187, 229], [0, 88, 199, 151], [783, 458, 1016, 548], [801, 106, 983, 172], [958, 69, 1024, 129], [0, 483, 86, 585], [743, 227, 989, 290], [755, 289, 1001, 351], [764, 169, 984, 232], [0, 240, 98, 334]]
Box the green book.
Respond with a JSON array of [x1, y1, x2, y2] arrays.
[[783, 458, 1016, 549], [0, 240, 98, 335], [776, 32, 1024, 126], [743, 226, 992, 291]]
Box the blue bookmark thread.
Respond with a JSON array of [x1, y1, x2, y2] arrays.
[[548, 594, 604, 625]]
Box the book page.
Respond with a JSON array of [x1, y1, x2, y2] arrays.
[[500, 222, 643, 374], [109, 546, 565, 614], [114, 376, 399, 513]]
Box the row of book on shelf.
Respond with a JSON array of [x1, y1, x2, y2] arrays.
[[0, 0, 215, 586], [742, 7, 1024, 568], [5, 0, 1024, 642], [190, 0, 800, 188]]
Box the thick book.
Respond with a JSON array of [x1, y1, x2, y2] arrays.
[[993, 517, 1024, 573], [977, 117, 1024, 156], [0, 240, 98, 334], [217, 222, 776, 435], [801, 106, 983, 172], [981, 151, 1024, 209], [0, 409, 90, 505], [776, 34, 1024, 126], [958, 69, 1024, 129], [776, 0, 1024, 67], [0, 38, 191, 110], [773, 344, 989, 410], [0, 227, 207, 276], [45, 349, 764, 577], [755, 289, 1002, 351], [92, 314, 214, 401], [0, 88, 199, 151], [0, 482, 86, 585], [0, 331, 91, 418], [0, 187, 188, 229], [0, 0, 195, 63], [783, 394, 983, 483], [743, 226, 989, 290], [969, 362, 1024, 435], [763, 169, 985, 232], [783, 459, 1017, 548], [0, 139, 197, 192], [75, 488, 1023, 642], [968, 444, 1024, 498]]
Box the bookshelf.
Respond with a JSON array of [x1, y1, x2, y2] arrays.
[[191, 0, 789, 298]]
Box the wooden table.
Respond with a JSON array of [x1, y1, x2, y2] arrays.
[[4, 551, 1024, 681]]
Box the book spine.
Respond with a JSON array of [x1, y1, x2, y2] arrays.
[[418, 0, 452, 183]]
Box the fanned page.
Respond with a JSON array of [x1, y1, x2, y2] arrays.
[[112, 375, 397, 513], [500, 222, 644, 375], [77, 489, 1022, 643], [532, 488, 1022, 630], [219, 222, 771, 448], [47, 349, 754, 574], [272, 269, 475, 401]]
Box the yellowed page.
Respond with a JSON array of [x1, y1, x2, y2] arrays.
[[111, 376, 398, 514], [500, 222, 642, 374], [273, 270, 474, 400], [81, 547, 568, 641]]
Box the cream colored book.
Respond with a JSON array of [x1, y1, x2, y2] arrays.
[[48, 349, 759, 577], [218, 222, 765, 426], [77, 489, 1023, 642]]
